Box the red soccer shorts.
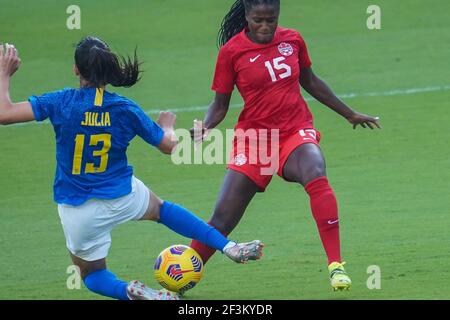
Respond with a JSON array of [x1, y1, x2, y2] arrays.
[[227, 128, 321, 191]]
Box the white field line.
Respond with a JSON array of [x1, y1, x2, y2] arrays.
[[146, 84, 450, 115], [3, 85, 450, 127]]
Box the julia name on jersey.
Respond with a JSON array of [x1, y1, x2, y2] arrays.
[[81, 112, 111, 127]]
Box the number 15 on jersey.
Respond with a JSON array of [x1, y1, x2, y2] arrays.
[[264, 57, 292, 82]]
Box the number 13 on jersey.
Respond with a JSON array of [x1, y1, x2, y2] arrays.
[[72, 134, 111, 175]]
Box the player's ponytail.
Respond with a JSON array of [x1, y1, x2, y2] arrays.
[[217, 0, 246, 47], [75, 36, 142, 88], [217, 0, 280, 47]]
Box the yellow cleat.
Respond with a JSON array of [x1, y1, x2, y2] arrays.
[[328, 262, 352, 291]]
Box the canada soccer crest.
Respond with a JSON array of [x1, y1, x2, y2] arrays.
[[234, 154, 247, 166], [278, 42, 293, 56]]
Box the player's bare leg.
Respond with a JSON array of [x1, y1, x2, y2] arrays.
[[282, 143, 327, 186], [210, 170, 260, 234], [138, 189, 163, 221], [70, 253, 106, 279], [190, 169, 260, 263]]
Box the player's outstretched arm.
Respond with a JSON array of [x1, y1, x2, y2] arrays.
[[156, 111, 178, 154], [299, 67, 381, 130], [190, 92, 231, 143], [0, 43, 35, 125]]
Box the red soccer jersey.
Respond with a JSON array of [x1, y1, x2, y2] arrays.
[[212, 27, 314, 137]]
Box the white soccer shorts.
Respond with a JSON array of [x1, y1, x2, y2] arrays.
[[58, 176, 150, 261]]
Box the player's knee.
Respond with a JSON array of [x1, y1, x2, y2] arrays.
[[299, 163, 326, 185], [284, 163, 325, 186], [149, 202, 162, 222], [140, 192, 163, 221], [72, 262, 89, 280]]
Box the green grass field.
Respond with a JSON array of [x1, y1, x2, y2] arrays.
[[1, 0, 449, 300]]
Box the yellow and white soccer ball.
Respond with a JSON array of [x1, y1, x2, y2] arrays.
[[154, 245, 204, 294]]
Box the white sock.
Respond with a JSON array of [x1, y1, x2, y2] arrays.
[[222, 241, 237, 252]]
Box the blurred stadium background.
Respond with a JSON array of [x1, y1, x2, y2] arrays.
[[0, 0, 449, 299]]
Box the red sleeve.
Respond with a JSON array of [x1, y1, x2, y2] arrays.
[[211, 46, 235, 94], [297, 33, 312, 69]]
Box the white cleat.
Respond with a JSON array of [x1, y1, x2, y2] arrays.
[[126, 280, 181, 300], [224, 240, 264, 263], [328, 262, 352, 291]]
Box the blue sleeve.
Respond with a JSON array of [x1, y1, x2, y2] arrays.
[[128, 105, 164, 147], [28, 90, 66, 122]]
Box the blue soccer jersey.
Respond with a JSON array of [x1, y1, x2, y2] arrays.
[[29, 87, 164, 206]]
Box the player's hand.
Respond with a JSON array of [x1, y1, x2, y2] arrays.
[[347, 112, 381, 129], [0, 43, 21, 78], [157, 111, 176, 130], [189, 119, 210, 143]]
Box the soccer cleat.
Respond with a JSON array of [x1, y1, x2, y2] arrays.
[[126, 280, 181, 300], [328, 262, 352, 291], [224, 240, 264, 263]]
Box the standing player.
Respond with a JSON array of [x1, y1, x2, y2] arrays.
[[0, 38, 263, 300], [190, 0, 381, 291]]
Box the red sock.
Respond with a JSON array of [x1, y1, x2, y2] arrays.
[[305, 176, 342, 265], [190, 222, 229, 264]]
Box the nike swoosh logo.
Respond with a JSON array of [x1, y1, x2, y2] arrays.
[[327, 219, 339, 224], [170, 269, 193, 276], [250, 54, 261, 62]]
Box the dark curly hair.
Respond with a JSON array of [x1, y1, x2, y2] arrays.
[[217, 0, 280, 47]]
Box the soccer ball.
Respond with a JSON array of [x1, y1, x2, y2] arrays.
[[154, 244, 204, 294]]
